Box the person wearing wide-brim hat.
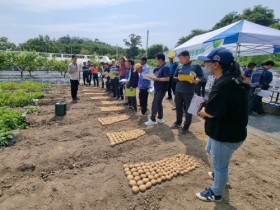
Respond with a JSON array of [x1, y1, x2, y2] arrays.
[[195, 48, 250, 202]]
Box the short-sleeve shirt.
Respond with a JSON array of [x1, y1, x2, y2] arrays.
[[68, 63, 79, 80], [174, 61, 203, 94], [153, 63, 170, 92], [205, 75, 249, 143]]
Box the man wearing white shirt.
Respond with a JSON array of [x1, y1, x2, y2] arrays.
[[68, 54, 80, 103]]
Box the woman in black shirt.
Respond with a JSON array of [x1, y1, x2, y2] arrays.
[[196, 48, 250, 202]]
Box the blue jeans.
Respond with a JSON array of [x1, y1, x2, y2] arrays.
[[206, 138, 244, 196]]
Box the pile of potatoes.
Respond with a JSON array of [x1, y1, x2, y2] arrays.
[[101, 101, 123, 105], [106, 129, 145, 146], [98, 115, 130, 125], [90, 96, 110, 100], [123, 154, 200, 194], [100, 106, 125, 112]]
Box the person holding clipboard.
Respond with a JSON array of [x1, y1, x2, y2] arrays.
[[196, 48, 250, 202]]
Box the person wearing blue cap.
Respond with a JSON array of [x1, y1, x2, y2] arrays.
[[196, 48, 250, 202]]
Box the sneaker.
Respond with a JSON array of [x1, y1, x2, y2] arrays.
[[74, 97, 80, 100], [171, 123, 181, 129], [196, 188, 223, 202], [208, 171, 214, 180], [157, 118, 165, 124], [181, 126, 189, 134], [144, 119, 157, 126]]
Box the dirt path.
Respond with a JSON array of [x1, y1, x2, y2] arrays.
[[0, 85, 279, 210]]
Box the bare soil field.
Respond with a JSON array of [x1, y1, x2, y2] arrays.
[[0, 85, 279, 210]]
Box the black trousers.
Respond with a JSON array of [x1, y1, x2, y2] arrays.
[[83, 72, 88, 85], [167, 76, 174, 99], [112, 77, 120, 98], [128, 96, 137, 111], [106, 77, 111, 92], [151, 90, 166, 121], [93, 73, 99, 87], [175, 92, 194, 128], [139, 88, 149, 115], [195, 81, 207, 97], [70, 79, 79, 100], [101, 75, 105, 88], [88, 73, 92, 85], [248, 88, 265, 113]]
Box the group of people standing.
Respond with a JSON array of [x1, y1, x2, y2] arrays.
[[67, 48, 274, 203], [81, 61, 99, 87], [242, 61, 274, 115]]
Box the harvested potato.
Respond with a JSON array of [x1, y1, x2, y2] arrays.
[[139, 185, 146, 192], [125, 171, 132, 176], [151, 179, 157, 185], [145, 182, 152, 189], [137, 180, 144, 186], [134, 176, 141, 181], [129, 180, 137, 187], [127, 175, 134, 180], [132, 186, 139, 194], [143, 178, 149, 184]]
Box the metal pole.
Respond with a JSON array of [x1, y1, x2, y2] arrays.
[[235, 43, 240, 58], [146, 30, 149, 57]]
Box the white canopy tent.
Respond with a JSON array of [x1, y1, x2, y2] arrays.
[[172, 20, 280, 59]]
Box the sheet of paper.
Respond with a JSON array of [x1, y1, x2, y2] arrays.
[[256, 90, 272, 98], [143, 73, 155, 81], [187, 95, 205, 115], [275, 80, 280, 88]]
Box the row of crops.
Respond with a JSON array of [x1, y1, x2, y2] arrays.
[[0, 81, 49, 146]]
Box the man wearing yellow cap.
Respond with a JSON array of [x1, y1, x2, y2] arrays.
[[166, 51, 178, 100]]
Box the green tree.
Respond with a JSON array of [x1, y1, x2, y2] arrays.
[[163, 46, 169, 52], [147, 44, 164, 59], [0, 37, 16, 51], [176, 29, 208, 46], [0, 52, 8, 70], [53, 60, 69, 77], [240, 5, 279, 26], [20, 35, 59, 53], [212, 5, 279, 30], [8, 52, 38, 77], [212, 12, 240, 30], [124, 34, 142, 59]]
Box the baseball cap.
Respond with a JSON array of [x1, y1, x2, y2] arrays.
[[167, 51, 175, 58], [134, 63, 142, 70], [198, 48, 234, 64], [178, 50, 190, 57], [111, 59, 116, 62]]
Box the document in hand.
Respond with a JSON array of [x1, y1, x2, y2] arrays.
[[255, 90, 272, 98], [143, 73, 155, 81], [125, 88, 137, 97], [187, 95, 206, 115]]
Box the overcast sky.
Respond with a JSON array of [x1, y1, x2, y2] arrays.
[[0, 0, 279, 49]]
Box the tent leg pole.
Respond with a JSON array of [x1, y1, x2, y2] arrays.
[[235, 43, 240, 58]]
